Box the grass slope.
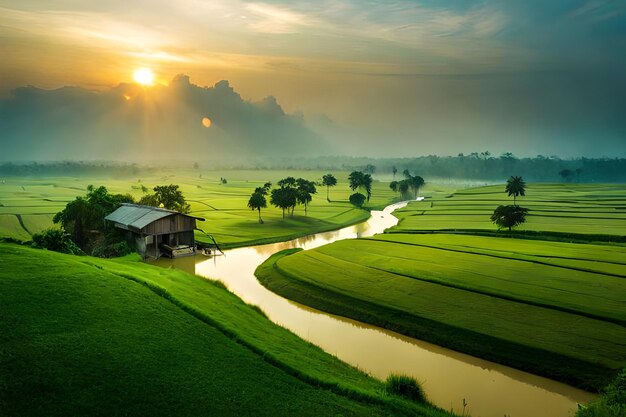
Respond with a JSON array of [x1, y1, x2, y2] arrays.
[[0, 244, 451, 417], [0, 170, 395, 248], [256, 235, 626, 391]]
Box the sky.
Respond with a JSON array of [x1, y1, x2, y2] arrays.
[[0, 0, 625, 159]]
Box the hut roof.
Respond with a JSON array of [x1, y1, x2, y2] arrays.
[[105, 203, 203, 231]]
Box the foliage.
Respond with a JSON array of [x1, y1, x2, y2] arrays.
[[363, 164, 376, 174], [248, 182, 271, 223], [577, 369, 626, 417], [31, 228, 83, 255], [53, 185, 134, 249], [321, 173, 337, 201], [385, 374, 427, 403], [139, 184, 190, 213], [559, 169, 573, 182], [348, 171, 373, 201], [349, 192, 366, 208], [505, 175, 526, 205], [270, 177, 298, 218], [296, 178, 317, 215], [389, 170, 424, 199], [490, 205, 529, 231]]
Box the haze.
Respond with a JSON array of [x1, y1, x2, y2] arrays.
[[1, 0, 625, 160]]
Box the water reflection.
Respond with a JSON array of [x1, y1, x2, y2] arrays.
[[154, 199, 595, 417]]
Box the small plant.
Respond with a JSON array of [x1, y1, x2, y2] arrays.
[[385, 374, 427, 403], [31, 228, 83, 255]]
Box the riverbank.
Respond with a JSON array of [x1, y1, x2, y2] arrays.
[[0, 243, 453, 417], [254, 184, 626, 393]]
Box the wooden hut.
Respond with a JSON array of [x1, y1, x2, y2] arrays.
[[105, 203, 204, 259]]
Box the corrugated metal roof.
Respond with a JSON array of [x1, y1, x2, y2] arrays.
[[105, 204, 202, 231]]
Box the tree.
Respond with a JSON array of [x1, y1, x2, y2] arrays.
[[321, 173, 337, 201], [399, 169, 424, 199], [248, 190, 267, 224], [348, 171, 372, 201], [296, 178, 317, 215], [575, 168, 583, 181], [392, 166, 398, 179], [140, 184, 190, 213], [559, 169, 573, 182], [389, 181, 399, 193], [363, 164, 376, 174], [409, 175, 425, 199], [349, 192, 366, 208], [490, 205, 528, 232], [505, 176, 526, 206], [53, 185, 133, 248], [247, 182, 271, 223], [271, 178, 297, 218]]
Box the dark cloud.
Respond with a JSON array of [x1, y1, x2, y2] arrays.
[[0, 75, 325, 161]]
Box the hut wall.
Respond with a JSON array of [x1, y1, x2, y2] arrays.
[[141, 214, 196, 235]]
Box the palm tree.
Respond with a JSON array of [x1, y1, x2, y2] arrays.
[[321, 174, 337, 201], [505, 176, 526, 206]]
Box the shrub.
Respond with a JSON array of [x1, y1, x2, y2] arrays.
[[349, 192, 366, 208], [385, 374, 427, 403], [31, 228, 83, 255], [577, 369, 626, 417]]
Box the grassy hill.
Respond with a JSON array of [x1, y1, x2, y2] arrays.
[[0, 243, 452, 417]]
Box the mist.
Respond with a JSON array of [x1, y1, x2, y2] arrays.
[[0, 75, 324, 161]]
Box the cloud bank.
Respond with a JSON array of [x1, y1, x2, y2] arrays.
[[0, 75, 324, 161]]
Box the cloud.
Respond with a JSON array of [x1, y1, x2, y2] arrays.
[[0, 75, 325, 161]]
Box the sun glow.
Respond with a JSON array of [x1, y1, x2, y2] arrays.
[[133, 68, 154, 86]]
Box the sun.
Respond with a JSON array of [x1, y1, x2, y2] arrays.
[[133, 68, 154, 86]]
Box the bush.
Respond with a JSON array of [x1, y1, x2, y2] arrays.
[[577, 369, 626, 417], [31, 229, 83, 255], [92, 240, 133, 258], [385, 374, 427, 403], [349, 192, 366, 208]]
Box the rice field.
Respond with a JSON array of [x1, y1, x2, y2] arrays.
[[259, 234, 626, 389], [0, 169, 396, 247], [392, 183, 626, 236]]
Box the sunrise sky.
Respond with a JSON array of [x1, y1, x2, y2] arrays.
[[1, 1, 625, 158]]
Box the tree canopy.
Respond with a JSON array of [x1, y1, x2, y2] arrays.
[[53, 185, 134, 248], [248, 182, 271, 224], [490, 205, 529, 231], [349, 192, 366, 208], [505, 176, 526, 206], [139, 184, 190, 213], [348, 171, 372, 201], [321, 173, 337, 201]]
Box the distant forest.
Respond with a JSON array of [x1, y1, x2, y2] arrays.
[[1, 154, 625, 182]]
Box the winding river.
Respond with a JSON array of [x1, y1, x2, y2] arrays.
[[155, 201, 596, 417]]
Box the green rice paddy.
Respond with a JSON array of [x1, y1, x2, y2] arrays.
[[0, 169, 396, 247], [257, 182, 626, 391]]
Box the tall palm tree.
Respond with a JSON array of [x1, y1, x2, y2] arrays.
[[505, 176, 526, 206], [321, 174, 337, 201]]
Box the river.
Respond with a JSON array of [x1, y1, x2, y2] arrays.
[[154, 201, 595, 417]]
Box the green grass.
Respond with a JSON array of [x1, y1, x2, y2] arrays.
[[0, 170, 396, 247], [256, 235, 626, 391], [393, 183, 626, 237], [0, 243, 452, 417]]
